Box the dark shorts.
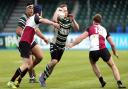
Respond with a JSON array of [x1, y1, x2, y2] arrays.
[[89, 48, 111, 62], [50, 43, 65, 61], [31, 41, 37, 49], [19, 41, 31, 58]]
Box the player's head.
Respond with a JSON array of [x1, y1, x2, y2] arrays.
[[25, 2, 34, 17], [93, 14, 102, 24], [34, 5, 42, 16], [59, 4, 68, 17]]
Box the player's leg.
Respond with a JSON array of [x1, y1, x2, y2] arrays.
[[106, 57, 126, 88], [7, 57, 31, 88], [29, 42, 43, 83], [39, 43, 64, 87], [31, 43, 43, 68], [101, 48, 126, 88], [89, 51, 106, 87], [7, 41, 32, 88], [15, 55, 33, 87]]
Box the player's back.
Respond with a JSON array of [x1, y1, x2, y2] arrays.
[[88, 23, 107, 51]]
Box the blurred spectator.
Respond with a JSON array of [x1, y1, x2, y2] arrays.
[[125, 24, 128, 33], [116, 23, 123, 33]]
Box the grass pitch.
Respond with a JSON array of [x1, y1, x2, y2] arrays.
[[0, 50, 127, 89]]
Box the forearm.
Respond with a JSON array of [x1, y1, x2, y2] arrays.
[[40, 18, 54, 25], [111, 44, 116, 55], [71, 37, 82, 46], [71, 32, 88, 47], [72, 19, 79, 31], [16, 27, 23, 37], [36, 29, 46, 40]]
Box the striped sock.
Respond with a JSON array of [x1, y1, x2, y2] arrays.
[[43, 65, 54, 80]]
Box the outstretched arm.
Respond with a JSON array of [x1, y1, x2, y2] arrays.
[[67, 31, 88, 48], [39, 18, 60, 29]]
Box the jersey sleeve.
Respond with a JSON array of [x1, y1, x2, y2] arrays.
[[18, 17, 26, 29], [34, 15, 40, 24], [106, 31, 110, 38]]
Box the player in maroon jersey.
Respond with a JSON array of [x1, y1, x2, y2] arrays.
[[67, 14, 126, 88], [7, 5, 60, 88]]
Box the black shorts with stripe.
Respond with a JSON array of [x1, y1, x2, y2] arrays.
[[89, 48, 111, 62], [50, 43, 65, 61], [19, 41, 31, 58], [31, 41, 37, 49]]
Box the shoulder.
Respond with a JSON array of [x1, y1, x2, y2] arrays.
[[19, 14, 27, 21], [34, 15, 41, 24]]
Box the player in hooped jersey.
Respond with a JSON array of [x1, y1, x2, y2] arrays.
[[39, 3, 79, 87], [67, 14, 126, 88], [7, 5, 59, 88]]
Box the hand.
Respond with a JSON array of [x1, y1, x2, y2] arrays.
[[44, 38, 49, 44], [66, 43, 73, 48], [113, 52, 119, 59], [53, 22, 60, 29], [68, 14, 74, 21]]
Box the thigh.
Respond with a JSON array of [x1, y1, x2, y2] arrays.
[[100, 48, 111, 62], [106, 57, 115, 67], [19, 41, 31, 58], [31, 43, 43, 59], [50, 43, 61, 61], [89, 50, 100, 62], [58, 49, 64, 61]]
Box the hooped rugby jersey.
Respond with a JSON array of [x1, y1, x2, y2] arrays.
[[52, 17, 72, 49]]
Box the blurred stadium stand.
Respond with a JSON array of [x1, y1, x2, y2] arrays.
[[0, 0, 17, 32], [0, 0, 128, 33]]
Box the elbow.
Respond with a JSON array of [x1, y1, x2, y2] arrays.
[[16, 29, 22, 37]]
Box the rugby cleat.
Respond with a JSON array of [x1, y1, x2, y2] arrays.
[[7, 81, 17, 88], [39, 73, 46, 87]]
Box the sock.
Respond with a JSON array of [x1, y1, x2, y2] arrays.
[[11, 68, 22, 82], [17, 68, 28, 84], [28, 68, 36, 79], [43, 64, 54, 80], [99, 76, 106, 87], [99, 76, 104, 83]]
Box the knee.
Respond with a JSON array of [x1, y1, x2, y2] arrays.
[[52, 60, 58, 66], [36, 56, 43, 62], [107, 62, 115, 68]]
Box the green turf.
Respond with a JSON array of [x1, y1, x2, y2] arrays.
[[0, 50, 127, 89]]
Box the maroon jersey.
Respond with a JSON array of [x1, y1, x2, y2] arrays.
[[87, 23, 110, 51], [20, 15, 40, 44]]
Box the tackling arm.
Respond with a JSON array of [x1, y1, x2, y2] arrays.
[[68, 31, 88, 48]]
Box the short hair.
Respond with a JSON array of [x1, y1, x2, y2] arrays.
[[93, 14, 102, 23], [58, 3, 67, 8], [26, 1, 33, 6]]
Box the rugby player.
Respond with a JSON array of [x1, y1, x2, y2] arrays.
[[39, 3, 79, 87], [7, 5, 59, 88], [67, 14, 126, 88]]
